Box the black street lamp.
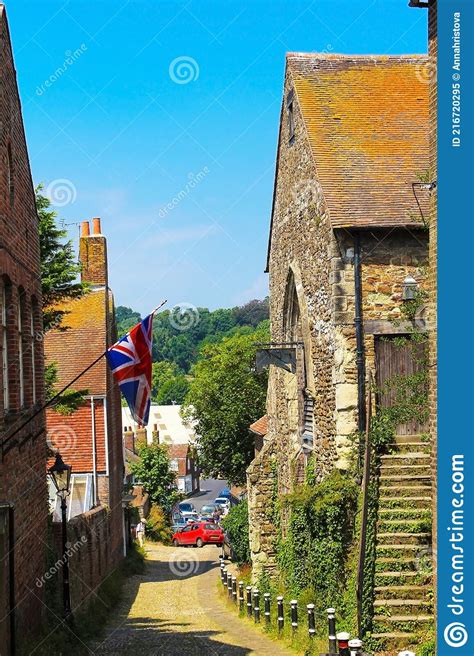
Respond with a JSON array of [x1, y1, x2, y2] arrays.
[[48, 452, 72, 619]]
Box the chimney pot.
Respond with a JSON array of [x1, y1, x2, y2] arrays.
[[81, 221, 90, 237], [92, 217, 101, 235]]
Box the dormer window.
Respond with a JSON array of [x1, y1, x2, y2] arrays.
[[287, 90, 295, 144]]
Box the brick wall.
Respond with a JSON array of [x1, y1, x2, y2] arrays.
[[51, 506, 121, 613], [0, 6, 48, 651]]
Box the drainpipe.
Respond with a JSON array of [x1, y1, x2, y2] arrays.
[[91, 397, 98, 506], [353, 233, 366, 436]]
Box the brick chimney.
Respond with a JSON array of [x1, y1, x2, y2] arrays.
[[124, 428, 135, 453], [79, 218, 108, 287]]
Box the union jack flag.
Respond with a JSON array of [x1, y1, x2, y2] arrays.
[[106, 313, 154, 426]]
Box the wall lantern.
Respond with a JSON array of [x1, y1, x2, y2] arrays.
[[402, 275, 418, 301]]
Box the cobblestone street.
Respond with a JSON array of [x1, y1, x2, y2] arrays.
[[91, 544, 294, 655]]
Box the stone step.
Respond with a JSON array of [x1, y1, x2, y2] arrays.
[[376, 544, 427, 559], [379, 474, 431, 486], [377, 532, 431, 545], [375, 557, 418, 573], [375, 585, 427, 600], [375, 570, 430, 587], [380, 454, 431, 467], [394, 434, 428, 444], [379, 485, 431, 497], [370, 632, 417, 650], [378, 508, 431, 519], [379, 465, 431, 476], [372, 615, 433, 635], [378, 518, 432, 534], [374, 599, 432, 615], [388, 442, 430, 454], [379, 496, 432, 509]]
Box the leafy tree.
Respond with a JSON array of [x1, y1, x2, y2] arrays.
[[232, 297, 269, 327], [183, 322, 269, 485], [36, 185, 87, 332], [36, 185, 89, 412], [151, 361, 189, 404], [116, 305, 142, 336], [221, 500, 250, 565], [155, 375, 189, 405], [129, 444, 182, 513]]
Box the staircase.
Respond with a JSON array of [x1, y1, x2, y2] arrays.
[[372, 435, 434, 650]]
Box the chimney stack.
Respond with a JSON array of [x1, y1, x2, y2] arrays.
[[124, 428, 135, 453], [79, 217, 108, 287]]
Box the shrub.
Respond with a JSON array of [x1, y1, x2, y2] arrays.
[[146, 504, 172, 543], [222, 500, 251, 566]]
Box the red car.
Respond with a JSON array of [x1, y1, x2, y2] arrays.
[[172, 521, 224, 548]]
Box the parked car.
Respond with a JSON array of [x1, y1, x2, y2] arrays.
[[219, 487, 232, 499], [171, 513, 186, 532], [185, 512, 200, 524], [199, 504, 219, 521], [214, 497, 231, 511], [172, 522, 224, 548], [178, 501, 197, 517]]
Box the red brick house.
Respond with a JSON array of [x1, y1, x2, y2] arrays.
[[44, 218, 125, 609], [0, 5, 48, 651], [168, 443, 199, 494]]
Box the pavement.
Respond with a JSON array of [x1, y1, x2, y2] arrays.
[[189, 478, 230, 512], [91, 543, 294, 655]]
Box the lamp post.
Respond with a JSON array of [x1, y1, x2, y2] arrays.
[[48, 452, 72, 619]]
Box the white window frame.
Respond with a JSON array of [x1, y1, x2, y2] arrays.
[[2, 286, 9, 411], [170, 458, 179, 472], [18, 302, 24, 407], [48, 474, 93, 521]]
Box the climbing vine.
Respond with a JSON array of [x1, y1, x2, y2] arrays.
[[275, 470, 358, 628]]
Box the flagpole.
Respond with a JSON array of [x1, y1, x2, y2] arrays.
[[1, 300, 167, 450]]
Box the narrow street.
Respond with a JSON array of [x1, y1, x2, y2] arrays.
[[91, 544, 293, 655]]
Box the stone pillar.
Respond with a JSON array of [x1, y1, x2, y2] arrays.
[[151, 423, 159, 445]]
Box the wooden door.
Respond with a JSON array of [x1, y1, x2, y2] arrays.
[[375, 334, 428, 435]]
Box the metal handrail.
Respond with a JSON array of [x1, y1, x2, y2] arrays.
[[356, 370, 373, 637]]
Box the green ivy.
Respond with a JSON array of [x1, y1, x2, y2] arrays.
[[275, 470, 358, 629]]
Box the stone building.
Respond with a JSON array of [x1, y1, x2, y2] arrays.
[[45, 218, 125, 608], [0, 6, 48, 652], [248, 52, 431, 589]]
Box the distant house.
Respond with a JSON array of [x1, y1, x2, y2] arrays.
[[123, 404, 199, 494], [44, 219, 125, 607]]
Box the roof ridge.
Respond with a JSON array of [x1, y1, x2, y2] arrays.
[[286, 52, 428, 60]]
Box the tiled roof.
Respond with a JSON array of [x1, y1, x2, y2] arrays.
[[249, 415, 268, 436], [287, 53, 430, 228]]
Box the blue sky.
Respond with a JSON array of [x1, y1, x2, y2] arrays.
[[7, 0, 426, 315]]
